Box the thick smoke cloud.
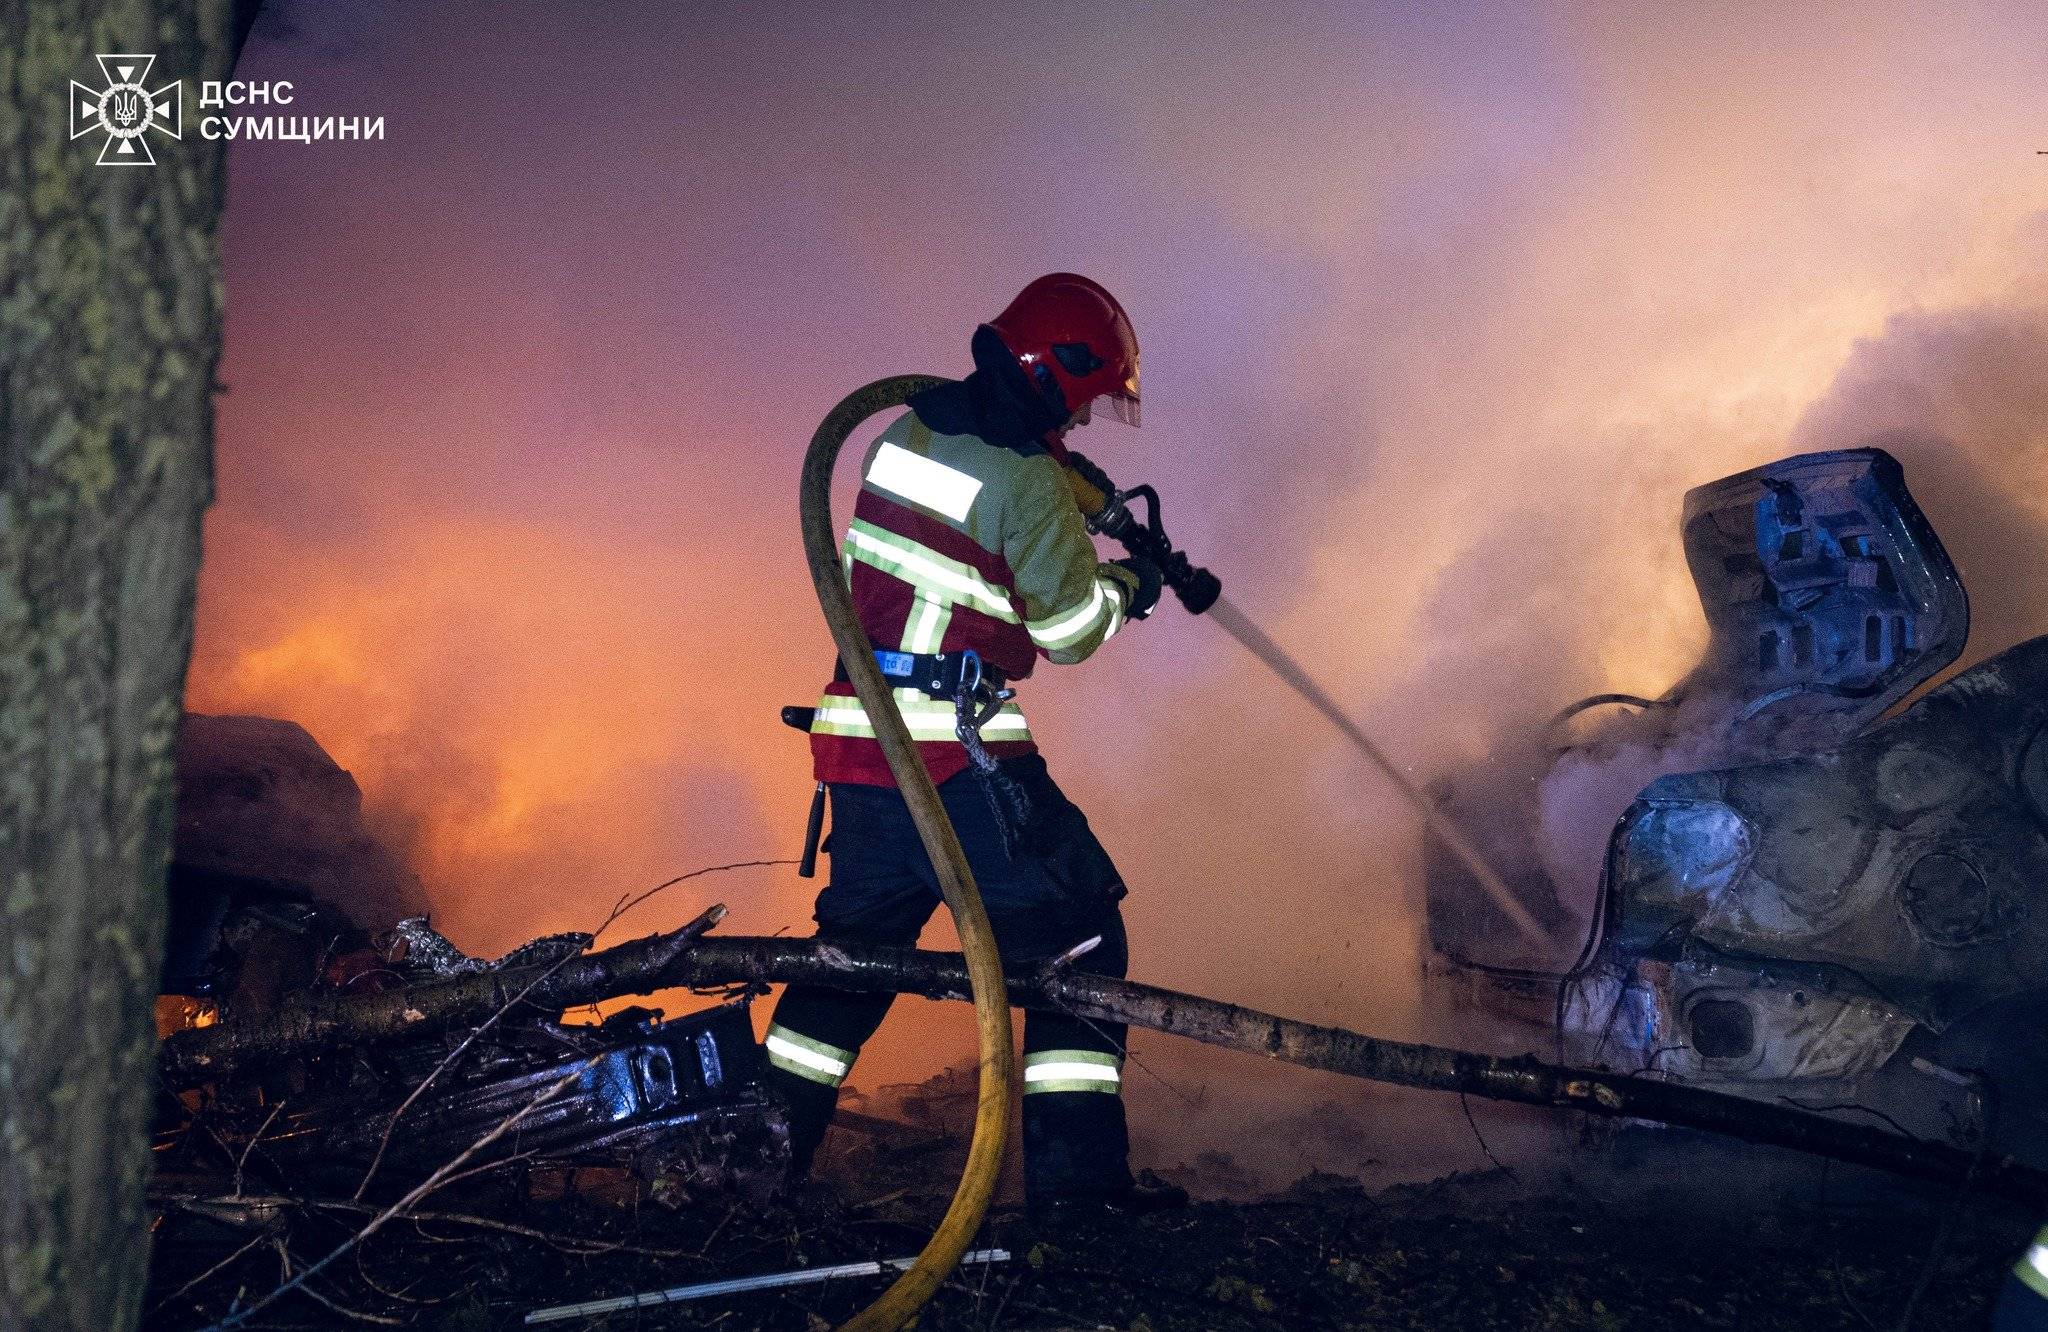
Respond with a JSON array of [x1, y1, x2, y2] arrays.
[[1797, 290, 2048, 658], [189, 2, 2048, 1184]]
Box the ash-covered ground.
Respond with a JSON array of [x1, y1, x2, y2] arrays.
[[146, 1079, 2035, 1332]]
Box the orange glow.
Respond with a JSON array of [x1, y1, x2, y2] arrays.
[[188, 511, 826, 954], [155, 995, 219, 1038], [197, 3, 2048, 1179]]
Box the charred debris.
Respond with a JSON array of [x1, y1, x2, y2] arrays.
[[147, 903, 2047, 1330], [148, 447, 2048, 1329]]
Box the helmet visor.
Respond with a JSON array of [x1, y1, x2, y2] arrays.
[[1104, 359, 1140, 427]]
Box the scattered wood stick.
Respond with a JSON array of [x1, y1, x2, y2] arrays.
[[148, 1232, 270, 1318], [198, 1062, 592, 1331], [163, 902, 730, 1084]]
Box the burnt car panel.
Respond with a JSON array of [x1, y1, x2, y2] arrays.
[[1564, 954, 1919, 1083], [1588, 636, 2048, 1037], [1423, 446, 1971, 980], [1675, 447, 1968, 743]]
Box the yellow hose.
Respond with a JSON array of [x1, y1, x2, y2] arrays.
[[799, 376, 1015, 1332]]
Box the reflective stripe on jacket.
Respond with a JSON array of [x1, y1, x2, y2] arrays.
[[811, 407, 1137, 786]]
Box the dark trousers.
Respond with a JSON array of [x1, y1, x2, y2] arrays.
[[1997, 1272, 2048, 1331], [766, 754, 1133, 1203]]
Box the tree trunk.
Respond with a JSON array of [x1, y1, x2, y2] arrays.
[[1, 5, 229, 1328], [161, 929, 2048, 1208]]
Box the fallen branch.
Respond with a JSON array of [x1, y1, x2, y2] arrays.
[[162, 904, 729, 1083], [162, 934, 2048, 1207], [347, 901, 711, 1202], [155, 1194, 710, 1261]]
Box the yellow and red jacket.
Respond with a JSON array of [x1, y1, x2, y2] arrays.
[[811, 408, 1139, 786]]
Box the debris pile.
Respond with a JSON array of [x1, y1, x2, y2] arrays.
[[145, 682, 2048, 1328]]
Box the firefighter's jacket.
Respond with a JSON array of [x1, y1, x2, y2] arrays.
[[810, 408, 1139, 786]]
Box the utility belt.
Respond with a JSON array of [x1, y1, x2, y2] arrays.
[[789, 648, 1038, 874], [832, 648, 1008, 700]]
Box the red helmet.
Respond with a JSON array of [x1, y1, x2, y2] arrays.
[[983, 273, 1141, 427]]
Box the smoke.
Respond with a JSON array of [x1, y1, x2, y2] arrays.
[[1534, 292, 2048, 868], [189, 2, 2048, 1189], [1796, 292, 2048, 656], [187, 511, 818, 946], [1511, 281, 2048, 982]]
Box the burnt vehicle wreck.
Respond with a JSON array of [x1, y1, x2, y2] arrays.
[[1427, 447, 2048, 1161]]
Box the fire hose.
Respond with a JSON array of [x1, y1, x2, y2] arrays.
[[800, 375, 1011, 1332], [797, 377, 1227, 1329]]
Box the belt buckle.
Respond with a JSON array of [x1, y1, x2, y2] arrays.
[[954, 649, 983, 697]]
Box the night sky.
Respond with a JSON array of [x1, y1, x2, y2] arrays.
[[187, 1, 2048, 1181]]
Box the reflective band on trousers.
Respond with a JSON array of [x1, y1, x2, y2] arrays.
[[764, 1024, 856, 1088], [2014, 1227, 2048, 1300], [1022, 1048, 1121, 1094]]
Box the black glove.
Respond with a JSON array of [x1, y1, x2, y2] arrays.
[[1112, 556, 1163, 620]]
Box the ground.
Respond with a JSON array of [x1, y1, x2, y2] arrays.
[[145, 1126, 2035, 1330]]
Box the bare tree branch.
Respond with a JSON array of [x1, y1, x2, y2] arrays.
[[163, 934, 2048, 1207]]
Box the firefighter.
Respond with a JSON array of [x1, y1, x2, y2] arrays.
[[766, 273, 1185, 1214], [1998, 1224, 2048, 1330]]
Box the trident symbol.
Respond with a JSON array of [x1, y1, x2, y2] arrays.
[[110, 89, 141, 128]]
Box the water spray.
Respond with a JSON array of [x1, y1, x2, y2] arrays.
[[1064, 453, 1548, 948]]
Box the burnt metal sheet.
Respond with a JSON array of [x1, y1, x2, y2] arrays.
[[1673, 447, 1968, 744], [1564, 955, 1917, 1082], [1426, 445, 2040, 1139], [1601, 634, 2048, 1031], [252, 999, 788, 1192], [1426, 447, 1969, 982]]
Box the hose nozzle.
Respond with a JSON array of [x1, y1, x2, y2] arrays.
[[1063, 451, 1221, 615]]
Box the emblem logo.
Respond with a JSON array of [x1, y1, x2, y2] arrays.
[[70, 54, 182, 166]]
